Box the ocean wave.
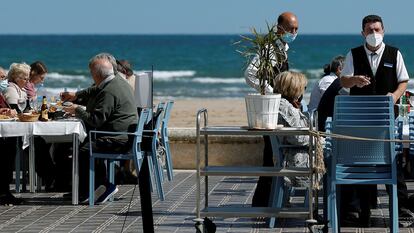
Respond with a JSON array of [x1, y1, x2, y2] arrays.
[[46, 72, 87, 83], [134, 70, 196, 81], [192, 77, 244, 84]]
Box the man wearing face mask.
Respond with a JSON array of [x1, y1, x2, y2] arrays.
[[244, 12, 299, 208], [0, 67, 8, 94], [340, 15, 411, 227]]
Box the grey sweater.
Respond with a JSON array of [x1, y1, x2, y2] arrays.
[[75, 76, 137, 134]]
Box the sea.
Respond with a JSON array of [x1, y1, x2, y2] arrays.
[[0, 35, 413, 99]]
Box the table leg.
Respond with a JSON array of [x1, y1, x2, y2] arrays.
[[72, 134, 79, 205], [29, 136, 36, 193]]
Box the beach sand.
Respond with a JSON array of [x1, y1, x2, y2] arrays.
[[166, 98, 247, 128]]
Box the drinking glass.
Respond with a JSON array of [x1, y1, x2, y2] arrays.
[[17, 98, 26, 113]]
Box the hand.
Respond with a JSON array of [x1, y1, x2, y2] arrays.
[[386, 92, 398, 104], [63, 104, 78, 115], [60, 92, 77, 102], [352, 75, 371, 88]]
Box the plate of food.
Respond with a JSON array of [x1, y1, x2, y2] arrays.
[[0, 114, 17, 121]]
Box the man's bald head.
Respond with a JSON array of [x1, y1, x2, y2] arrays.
[[277, 12, 299, 35]]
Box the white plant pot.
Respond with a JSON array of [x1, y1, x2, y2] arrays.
[[245, 93, 281, 129]]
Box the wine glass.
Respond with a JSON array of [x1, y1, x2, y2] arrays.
[[17, 98, 26, 113]]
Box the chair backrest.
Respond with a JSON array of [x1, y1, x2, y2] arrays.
[[332, 95, 395, 165], [133, 108, 150, 154], [161, 100, 174, 138]]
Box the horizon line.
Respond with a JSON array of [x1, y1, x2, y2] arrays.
[[1, 33, 414, 36]]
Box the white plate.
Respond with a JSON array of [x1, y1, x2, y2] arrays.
[[0, 117, 17, 122]]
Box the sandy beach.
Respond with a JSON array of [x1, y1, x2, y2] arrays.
[[165, 98, 247, 128]]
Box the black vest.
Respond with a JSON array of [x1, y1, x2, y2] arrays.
[[350, 45, 398, 95]]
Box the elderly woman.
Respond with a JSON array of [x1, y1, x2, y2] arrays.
[[273, 71, 310, 187], [4, 63, 30, 113], [25, 61, 48, 100], [0, 66, 8, 93]]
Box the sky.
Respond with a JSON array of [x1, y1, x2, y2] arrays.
[[0, 0, 412, 35]]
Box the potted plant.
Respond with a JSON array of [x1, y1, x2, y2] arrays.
[[236, 23, 286, 129]]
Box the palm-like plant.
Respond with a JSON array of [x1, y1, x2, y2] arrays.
[[236, 23, 287, 95]]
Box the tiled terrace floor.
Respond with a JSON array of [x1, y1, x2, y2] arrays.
[[0, 170, 413, 232]]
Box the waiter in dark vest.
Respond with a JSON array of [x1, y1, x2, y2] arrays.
[[340, 15, 410, 226], [245, 12, 299, 207]]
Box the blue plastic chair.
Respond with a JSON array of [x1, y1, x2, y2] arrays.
[[142, 102, 166, 200], [160, 100, 174, 181], [327, 95, 398, 232], [268, 135, 308, 228], [88, 108, 150, 206]]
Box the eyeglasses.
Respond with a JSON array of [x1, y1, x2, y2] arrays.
[[18, 76, 29, 81]]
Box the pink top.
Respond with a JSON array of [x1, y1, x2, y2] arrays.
[[24, 82, 36, 100]]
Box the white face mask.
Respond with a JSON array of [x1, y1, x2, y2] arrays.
[[365, 33, 383, 47]]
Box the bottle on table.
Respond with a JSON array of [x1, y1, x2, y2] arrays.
[[39, 96, 49, 121]]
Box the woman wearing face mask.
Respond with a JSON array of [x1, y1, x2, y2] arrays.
[[0, 67, 8, 94], [25, 61, 48, 101]]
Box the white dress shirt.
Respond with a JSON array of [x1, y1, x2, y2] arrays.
[[341, 42, 409, 83], [244, 39, 289, 94], [308, 72, 339, 111]]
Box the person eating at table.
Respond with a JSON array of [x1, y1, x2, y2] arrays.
[[0, 66, 8, 94], [61, 52, 154, 232], [4, 63, 30, 113], [25, 61, 48, 101], [0, 97, 21, 205]]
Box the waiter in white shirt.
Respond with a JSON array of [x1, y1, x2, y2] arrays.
[[340, 14, 410, 226]]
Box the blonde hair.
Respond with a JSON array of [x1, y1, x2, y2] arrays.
[[273, 71, 307, 99], [7, 63, 31, 83]]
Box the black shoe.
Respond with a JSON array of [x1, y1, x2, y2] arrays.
[[399, 207, 414, 227], [0, 192, 24, 206]]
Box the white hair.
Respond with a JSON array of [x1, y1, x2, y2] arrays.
[[89, 52, 117, 74], [7, 63, 31, 82]]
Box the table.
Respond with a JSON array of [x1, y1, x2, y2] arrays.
[[194, 109, 318, 226], [0, 119, 87, 205]]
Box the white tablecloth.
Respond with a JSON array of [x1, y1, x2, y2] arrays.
[[0, 120, 87, 147]]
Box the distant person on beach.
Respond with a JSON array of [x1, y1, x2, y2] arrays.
[[308, 55, 344, 111], [61, 53, 154, 232], [25, 61, 48, 100], [340, 14, 411, 227], [0, 66, 8, 93], [244, 11, 299, 208], [116, 59, 136, 90]]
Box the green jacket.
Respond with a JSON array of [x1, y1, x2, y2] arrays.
[[75, 76, 137, 134]]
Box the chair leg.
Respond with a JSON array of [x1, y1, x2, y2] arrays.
[[164, 140, 174, 181], [89, 156, 95, 206], [269, 176, 285, 228], [146, 153, 155, 193], [390, 184, 398, 233], [109, 160, 115, 202], [15, 139, 21, 193], [149, 146, 165, 201], [329, 183, 338, 233]]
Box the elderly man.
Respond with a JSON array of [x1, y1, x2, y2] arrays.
[[340, 15, 411, 226], [244, 12, 299, 208]]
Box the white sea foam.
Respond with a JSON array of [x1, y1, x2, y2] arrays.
[[192, 77, 245, 84], [46, 72, 87, 83], [134, 70, 196, 81]]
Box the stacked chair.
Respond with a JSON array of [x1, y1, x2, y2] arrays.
[[326, 95, 399, 232]]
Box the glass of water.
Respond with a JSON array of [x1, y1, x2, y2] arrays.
[[17, 98, 26, 113]]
